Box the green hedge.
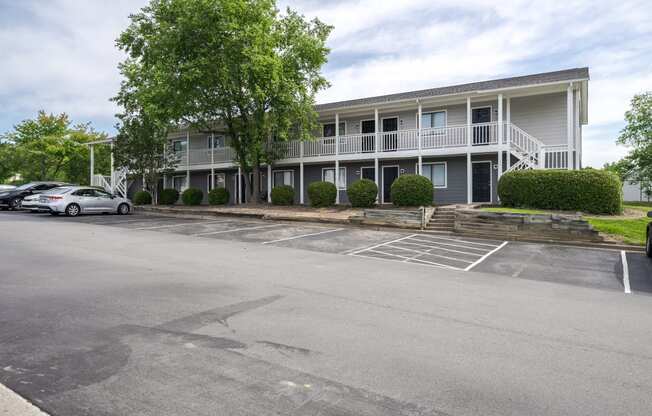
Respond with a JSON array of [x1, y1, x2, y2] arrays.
[[308, 181, 337, 207], [390, 174, 433, 207], [271, 185, 295, 205], [133, 190, 152, 205], [181, 188, 203, 206], [208, 187, 229, 205], [347, 179, 377, 208], [159, 188, 179, 205], [497, 169, 623, 214]]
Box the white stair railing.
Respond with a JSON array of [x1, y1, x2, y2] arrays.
[[506, 123, 543, 171], [111, 167, 128, 198]]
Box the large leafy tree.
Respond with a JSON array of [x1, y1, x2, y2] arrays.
[[615, 92, 652, 188], [114, 0, 332, 203], [0, 111, 110, 184]]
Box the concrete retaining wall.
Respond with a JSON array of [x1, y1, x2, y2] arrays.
[[351, 207, 435, 229]]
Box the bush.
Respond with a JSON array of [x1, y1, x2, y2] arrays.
[[347, 179, 378, 208], [133, 190, 152, 205], [159, 188, 179, 205], [307, 181, 337, 207], [390, 174, 433, 207], [270, 185, 295, 205], [497, 169, 623, 214], [181, 188, 203, 206], [208, 187, 229, 205]]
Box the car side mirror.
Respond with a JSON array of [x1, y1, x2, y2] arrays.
[[648, 211, 652, 218]]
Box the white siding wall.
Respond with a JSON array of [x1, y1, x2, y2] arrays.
[[510, 92, 567, 145]]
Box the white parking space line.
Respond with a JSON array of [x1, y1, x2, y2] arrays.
[[386, 243, 474, 264], [621, 250, 631, 294], [347, 234, 418, 256], [414, 234, 502, 248], [191, 223, 283, 237], [134, 220, 230, 230], [397, 239, 484, 257], [407, 237, 489, 253], [464, 241, 509, 271], [262, 228, 345, 244], [353, 249, 460, 270]]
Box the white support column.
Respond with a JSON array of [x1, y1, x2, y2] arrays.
[[210, 133, 215, 191], [506, 98, 511, 171], [566, 83, 573, 170], [417, 101, 423, 175], [89, 144, 94, 186], [110, 141, 115, 193], [163, 142, 167, 189], [497, 94, 503, 181], [237, 166, 241, 204], [374, 108, 379, 154], [374, 108, 380, 203], [186, 131, 190, 189], [374, 157, 379, 203], [574, 89, 581, 169], [267, 164, 272, 203], [335, 112, 340, 204], [466, 97, 472, 204], [300, 141, 304, 204]]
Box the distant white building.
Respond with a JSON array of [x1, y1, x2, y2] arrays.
[[623, 181, 651, 202]]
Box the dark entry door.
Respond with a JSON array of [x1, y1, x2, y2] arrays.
[[382, 117, 398, 151], [472, 162, 491, 203], [382, 166, 399, 204], [472, 107, 491, 145], [361, 120, 376, 152]]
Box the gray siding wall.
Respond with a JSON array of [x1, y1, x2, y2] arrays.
[[510, 92, 567, 145], [422, 156, 467, 204]]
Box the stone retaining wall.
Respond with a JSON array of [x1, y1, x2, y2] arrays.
[[454, 209, 603, 242], [351, 207, 435, 229]]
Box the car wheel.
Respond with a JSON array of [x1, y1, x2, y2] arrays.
[[117, 203, 130, 215], [646, 232, 652, 258], [65, 203, 81, 217], [9, 198, 22, 210]]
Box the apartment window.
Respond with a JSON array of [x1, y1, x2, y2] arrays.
[[420, 162, 447, 188], [173, 176, 187, 192], [207, 173, 226, 191], [172, 140, 186, 153], [323, 167, 346, 190], [273, 170, 294, 187], [420, 111, 446, 129], [322, 122, 346, 137], [207, 135, 225, 148]]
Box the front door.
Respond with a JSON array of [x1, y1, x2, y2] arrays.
[[361, 120, 376, 152], [382, 166, 399, 204], [472, 107, 492, 145], [472, 162, 491, 203], [382, 117, 398, 151]]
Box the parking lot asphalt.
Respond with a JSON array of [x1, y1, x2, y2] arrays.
[[2, 210, 652, 416], [8, 210, 651, 295]]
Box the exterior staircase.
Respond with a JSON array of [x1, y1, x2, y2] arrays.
[[506, 123, 542, 172], [423, 205, 457, 234]]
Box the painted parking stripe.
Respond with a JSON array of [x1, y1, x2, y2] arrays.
[[464, 241, 509, 271], [134, 220, 231, 230], [191, 223, 284, 236], [262, 228, 345, 244], [414, 234, 503, 248], [407, 237, 489, 253], [353, 249, 460, 270], [348, 234, 418, 256], [397, 239, 484, 257], [384, 243, 474, 264], [621, 250, 631, 294]]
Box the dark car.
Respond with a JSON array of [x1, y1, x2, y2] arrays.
[[647, 211, 652, 258], [0, 181, 70, 210]]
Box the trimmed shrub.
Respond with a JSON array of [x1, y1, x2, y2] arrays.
[[133, 190, 152, 205], [497, 169, 623, 214], [181, 188, 203, 206], [307, 181, 337, 207], [159, 188, 179, 205], [271, 185, 295, 205], [347, 179, 378, 208], [390, 174, 434, 207], [208, 187, 229, 205]]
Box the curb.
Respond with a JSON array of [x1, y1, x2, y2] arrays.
[[0, 383, 49, 416]]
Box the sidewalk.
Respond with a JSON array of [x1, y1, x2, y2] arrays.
[[0, 384, 48, 416]]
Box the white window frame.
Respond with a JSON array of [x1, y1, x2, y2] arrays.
[[272, 169, 294, 187], [321, 121, 347, 137], [359, 118, 376, 134], [207, 135, 226, 149], [380, 116, 399, 132], [322, 166, 347, 190], [172, 140, 185, 153], [360, 166, 375, 180], [417, 161, 447, 189], [417, 110, 447, 129], [471, 106, 493, 123]]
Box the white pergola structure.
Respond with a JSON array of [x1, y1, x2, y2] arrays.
[[87, 137, 128, 197]]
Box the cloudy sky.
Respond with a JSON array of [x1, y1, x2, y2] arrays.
[[1, 0, 650, 167]]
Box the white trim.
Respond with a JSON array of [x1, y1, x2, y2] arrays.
[[360, 166, 375, 180], [380, 115, 399, 132], [321, 120, 347, 137], [172, 139, 185, 152], [272, 169, 295, 187], [262, 228, 344, 244], [322, 166, 347, 190], [381, 164, 400, 204], [207, 172, 226, 191], [471, 105, 492, 123], [417, 161, 447, 189], [471, 160, 492, 203], [418, 109, 448, 128], [621, 250, 631, 294], [359, 118, 376, 134]]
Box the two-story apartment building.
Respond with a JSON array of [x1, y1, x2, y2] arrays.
[[136, 67, 589, 205]]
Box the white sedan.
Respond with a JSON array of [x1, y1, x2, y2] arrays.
[[37, 186, 132, 216]]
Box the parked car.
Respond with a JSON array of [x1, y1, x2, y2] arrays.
[[36, 186, 132, 216], [647, 212, 652, 258], [0, 181, 70, 210], [0, 184, 16, 192]]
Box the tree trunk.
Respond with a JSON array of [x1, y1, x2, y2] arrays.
[[251, 164, 261, 205]]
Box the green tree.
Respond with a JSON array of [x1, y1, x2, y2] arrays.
[[615, 92, 652, 189], [0, 141, 17, 183], [1, 111, 109, 184], [114, 0, 332, 203]]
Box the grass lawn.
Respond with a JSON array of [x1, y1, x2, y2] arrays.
[[480, 204, 652, 245]]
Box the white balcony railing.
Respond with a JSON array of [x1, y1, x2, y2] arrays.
[[541, 145, 569, 169]]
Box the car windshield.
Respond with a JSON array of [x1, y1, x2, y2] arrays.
[[44, 187, 73, 195], [14, 183, 35, 191]]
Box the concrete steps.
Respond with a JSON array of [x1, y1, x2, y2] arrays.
[[425, 206, 456, 233]]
